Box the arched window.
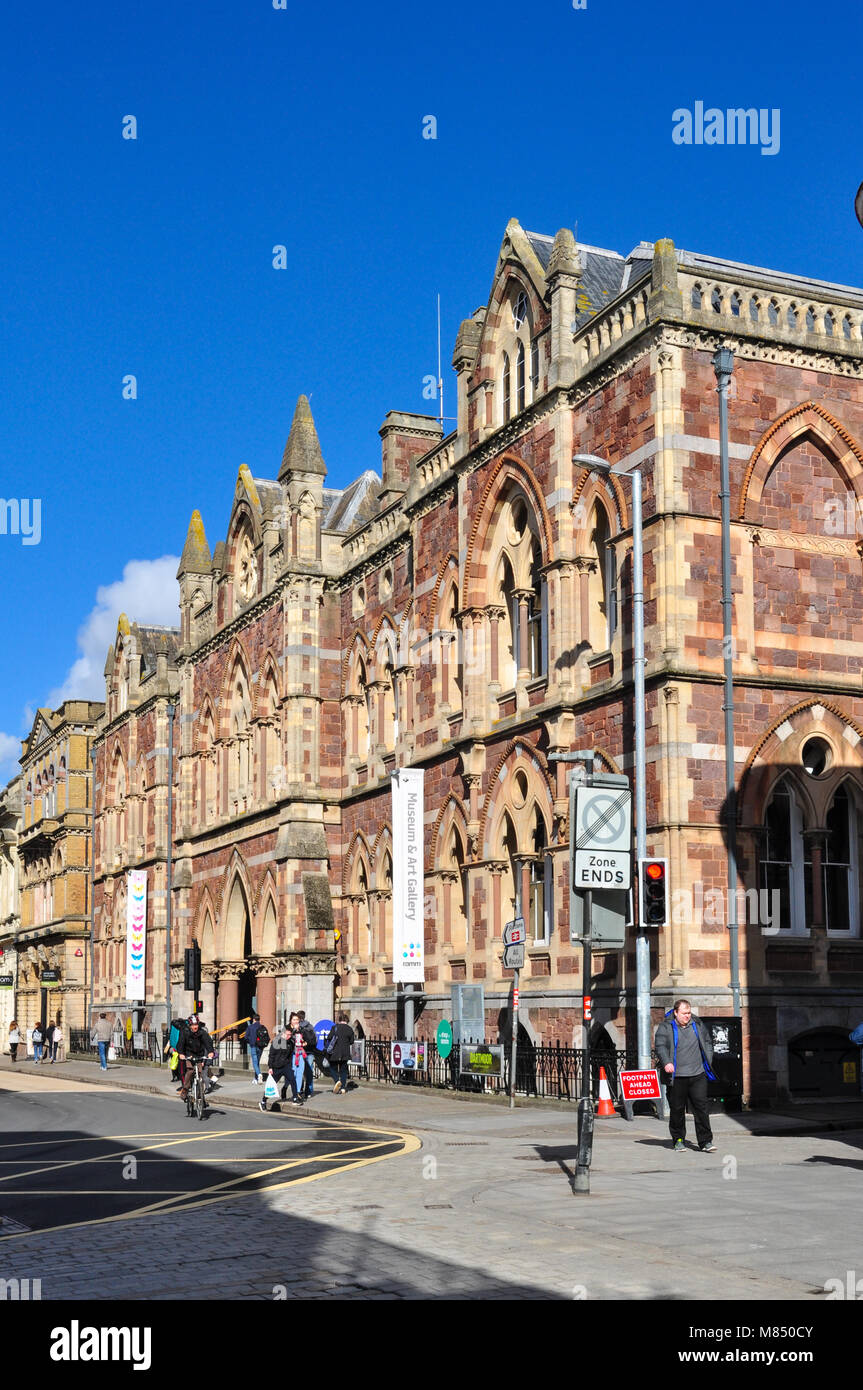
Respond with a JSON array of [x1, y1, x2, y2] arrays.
[[356, 657, 370, 761], [228, 667, 252, 805], [527, 540, 546, 678], [380, 851, 393, 959], [824, 786, 858, 933], [528, 808, 552, 945], [760, 779, 805, 934], [590, 505, 618, 649], [499, 555, 518, 690], [450, 829, 469, 952], [264, 675, 281, 799], [502, 353, 511, 422], [440, 581, 462, 709], [530, 338, 540, 394], [516, 342, 526, 413]]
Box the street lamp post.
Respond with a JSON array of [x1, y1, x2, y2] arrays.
[[573, 452, 650, 1067]]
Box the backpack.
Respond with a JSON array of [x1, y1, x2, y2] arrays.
[[300, 1021, 317, 1051], [325, 1026, 339, 1058], [255, 1023, 270, 1049], [32, 1028, 42, 1043]]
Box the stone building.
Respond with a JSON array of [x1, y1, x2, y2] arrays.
[[90, 618, 181, 1033], [90, 218, 863, 1100], [0, 776, 22, 1034], [17, 702, 102, 1031]]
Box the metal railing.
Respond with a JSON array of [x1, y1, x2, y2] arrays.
[[351, 1037, 633, 1102], [69, 1029, 163, 1063]]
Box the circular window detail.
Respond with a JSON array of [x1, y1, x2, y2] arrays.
[[513, 769, 529, 808], [801, 736, 832, 778], [508, 499, 528, 545]]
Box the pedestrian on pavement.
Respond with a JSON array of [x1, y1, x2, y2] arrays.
[[259, 1024, 301, 1111], [325, 1013, 355, 1095], [42, 1021, 54, 1063], [243, 1013, 269, 1086], [166, 1017, 189, 1089], [288, 1012, 311, 1101], [93, 1013, 113, 1070], [297, 1010, 318, 1097], [655, 999, 717, 1153], [32, 1021, 44, 1063], [8, 1020, 20, 1062], [50, 1019, 63, 1063]]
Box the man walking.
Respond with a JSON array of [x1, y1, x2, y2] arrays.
[[243, 1013, 269, 1085], [655, 999, 716, 1153], [92, 1013, 113, 1071]]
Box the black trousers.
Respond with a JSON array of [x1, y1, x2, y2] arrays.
[[668, 1072, 713, 1146]]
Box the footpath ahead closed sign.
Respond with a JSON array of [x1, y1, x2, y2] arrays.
[[620, 1068, 662, 1101]]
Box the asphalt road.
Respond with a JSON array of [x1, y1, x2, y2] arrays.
[[0, 1072, 414, 1244]]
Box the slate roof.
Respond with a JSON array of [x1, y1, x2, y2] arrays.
[[135, 625, 182, 679], [322, 472, 382, 533], [525, 231, 651, 329]]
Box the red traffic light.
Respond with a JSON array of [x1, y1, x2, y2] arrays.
[[645, 862, 664, 880]]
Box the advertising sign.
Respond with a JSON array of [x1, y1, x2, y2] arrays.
[[620, 1068, 662, 1101], [349, 1038, 365, 1067], [436, 1019, 453, 1059], [390, 1040, 427, 1070], [459, 1044, 504, 1078], [392, 768, 425, 984], [125, 869, 147, 1002], [40, 969, 60, 986], [314, 1018, 334, 1050], [0, 975, 13, 988]]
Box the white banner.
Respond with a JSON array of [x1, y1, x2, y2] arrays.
[[126, 870, 147, 1002], [392, 768, 425, 983]]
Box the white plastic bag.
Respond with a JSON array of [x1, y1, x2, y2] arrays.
[[108, 1045, 117, 1061], [263, 1074, 279, 1099]]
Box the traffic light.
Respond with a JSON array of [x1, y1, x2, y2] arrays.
[[184, 944, 201, 993], [639, 858, 668, 927]]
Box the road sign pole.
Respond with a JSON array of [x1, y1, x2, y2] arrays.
[[574, 883, 593, 1195], [510, 969, 519, 1110]]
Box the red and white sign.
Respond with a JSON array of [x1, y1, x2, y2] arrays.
[[513, 987, 519, 1009], [582, 995, 592, 1021], [620, 1068, 662, 1100]]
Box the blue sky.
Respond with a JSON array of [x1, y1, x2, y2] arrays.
[[0, 0, 860, 775]]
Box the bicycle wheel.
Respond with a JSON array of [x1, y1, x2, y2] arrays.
[[196, 1078, 206, 1121]]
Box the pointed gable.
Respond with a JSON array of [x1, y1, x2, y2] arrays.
[[279, 395, 326, 481], [177, 510, 212, 579]]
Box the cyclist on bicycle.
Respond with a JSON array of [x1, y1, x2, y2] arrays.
[[178, 1017, 215, 1101]]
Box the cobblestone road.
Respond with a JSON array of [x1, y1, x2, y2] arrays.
[[2, 1068, 862, 1301]]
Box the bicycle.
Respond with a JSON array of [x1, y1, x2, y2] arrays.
[[184, 1059, 209, 1121]]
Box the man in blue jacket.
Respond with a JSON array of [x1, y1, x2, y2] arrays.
[[655, 999, 716, 1153]]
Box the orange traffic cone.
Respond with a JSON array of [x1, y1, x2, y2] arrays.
[[596, 1066, 616, 1117]]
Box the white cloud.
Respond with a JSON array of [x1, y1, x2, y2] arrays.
[[0, 557, 180, 785], [0, 731, 21, 777], [47, 556, 180, 706]]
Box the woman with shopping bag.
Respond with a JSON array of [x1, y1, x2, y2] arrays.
[[259, 1023, 302, 1111]]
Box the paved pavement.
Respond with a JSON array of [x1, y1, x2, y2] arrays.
[[2, 1055, 863, 1303]]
